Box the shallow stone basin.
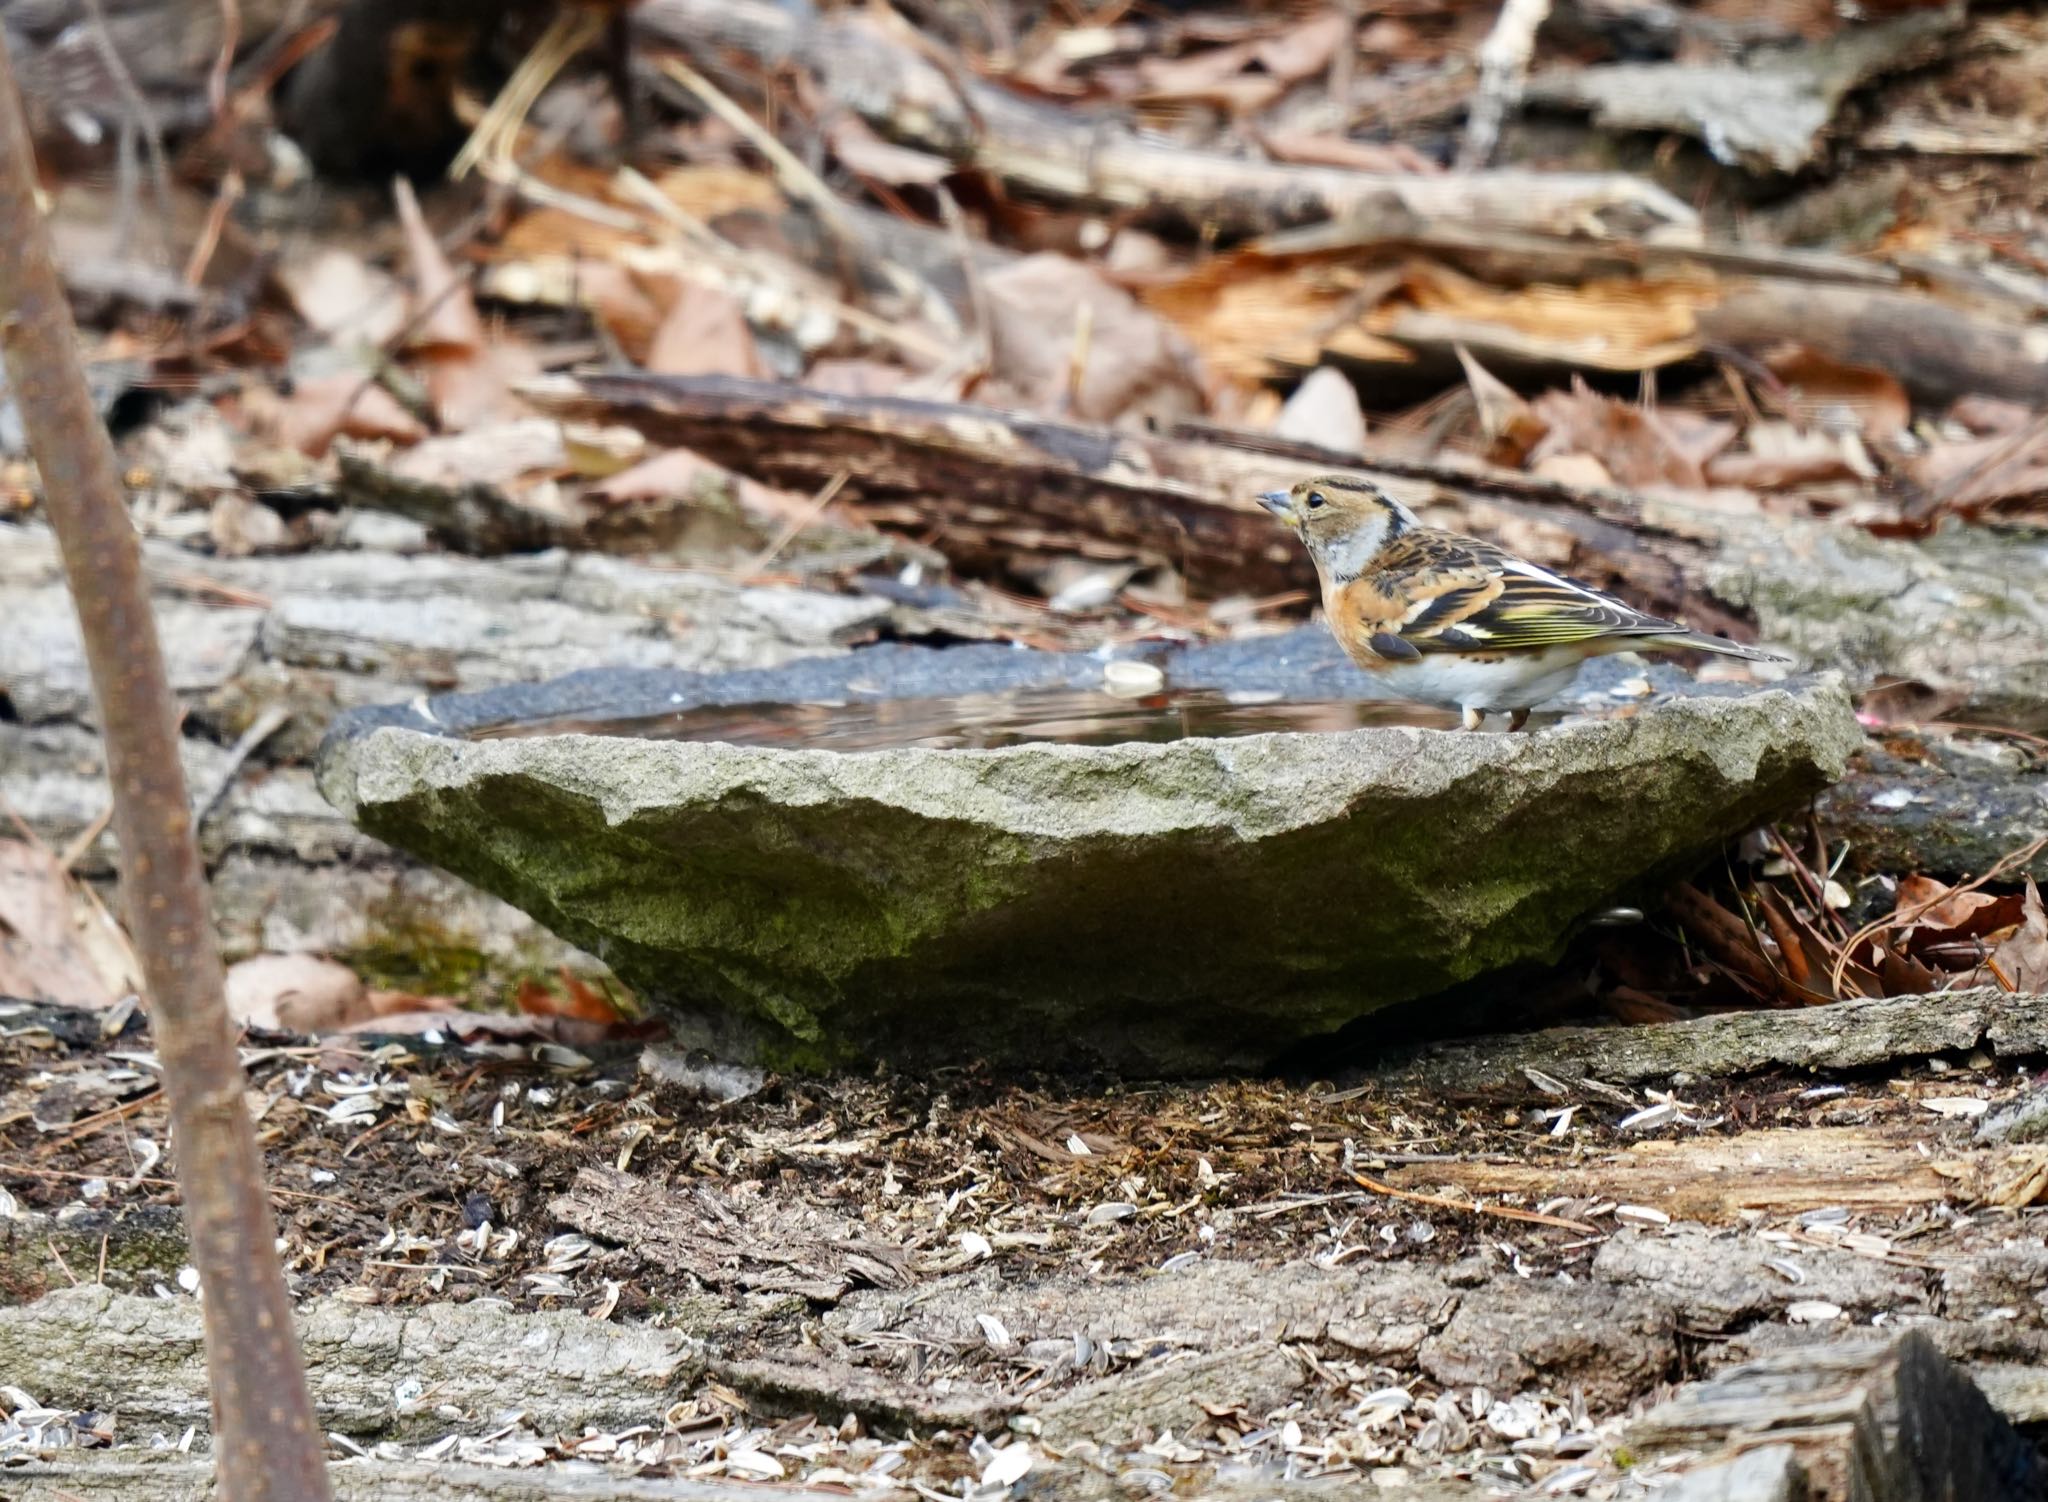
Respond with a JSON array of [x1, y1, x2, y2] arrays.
[[317, 634, 1859, 1072]]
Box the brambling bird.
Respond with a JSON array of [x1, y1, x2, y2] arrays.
[[1258, 474, 1790, 731]]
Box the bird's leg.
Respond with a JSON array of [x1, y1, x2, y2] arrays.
[[1507, 707, 1531, 732], [1461, 706, 1485, 732]]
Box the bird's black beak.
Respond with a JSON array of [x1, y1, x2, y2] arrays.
[[1257, 489, 1294, 521]]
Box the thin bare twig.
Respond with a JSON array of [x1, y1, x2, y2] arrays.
[[449, 7, 602, 181], [1350, 1172, 1600, 1235], [207, 0, 242, 121], [0, 32, 330, 1502], [744, 467, 854, 578], [78, 0, 175, 246], [1827, 831, 2048, 996], [662, 55, 857, 237]]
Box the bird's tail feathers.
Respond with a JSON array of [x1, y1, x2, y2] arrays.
[[1649, 632, 1790, 665]]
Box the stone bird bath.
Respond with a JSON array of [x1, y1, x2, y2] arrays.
[[316, 629, 1858, 1072]]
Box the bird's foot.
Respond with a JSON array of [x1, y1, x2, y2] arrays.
[[1460, 706, 1485, 732], [1507, 707, 1531, 733]]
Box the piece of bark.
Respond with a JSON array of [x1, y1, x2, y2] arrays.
[[1259, 219, 1904, 291], [1273, 366, 1367, 453], [1372, 987, 2048, 1091], [335, 450, 582, 554], [1656, 1447, 1808, 1502], [634, 0, 1697, 242], [1521, 7, 1962, 175], [550, 1165, 913, 1302], [1628, 1332, 2044, 1502]]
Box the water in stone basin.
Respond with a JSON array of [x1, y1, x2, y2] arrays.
[[374, 628, 1658, 752], [466, 684, 1570, 749]]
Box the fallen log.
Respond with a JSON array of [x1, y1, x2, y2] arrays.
[[1372, 986, 2048, 1091], [1163, 228, 2048, 409], [517, 371, 1721, 617], [633, 0, 1698, 242]]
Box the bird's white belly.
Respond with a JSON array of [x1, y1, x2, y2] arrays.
[[1374, 648, 1588, 713]]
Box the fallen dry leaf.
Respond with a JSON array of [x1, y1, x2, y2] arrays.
[[389, 417, 568, 489], [826, 113, 954, 187], [1530, 452, 1614, 488], [561, 422, 649, 478], [394, 175, 537, 429], [1906, 423, 2048, 519], [1253, 12, 1354, 83], [207, 493, 289, 557], [983, 253, 1206, 425], [250, 371, 427, 458], [225, 952, 365, 1031], [804, 358, 918, 399], [1457, 345, 1547, 465], [1256, 130, 1440, 174], [1984, 880, 2048, 992], [1528, 379, 1734, 489], [1134, 42, 1281, 111], [393, 176, 484, 355], [515, 966, 630, 1023], [427, 341, 543, 435], [585, 446, 726, 505], [1706, 422, 1868, 490], [1894, 874, 2021, 937], [1763, 344, 1910, 442], [0, 840, 128, 1010], [363, 989, 462, 1018], [645, 281, 769, 379], [1947, 394, 2036, 436], [275, 245, 410, 349], [1273, 365, 1366, 454]]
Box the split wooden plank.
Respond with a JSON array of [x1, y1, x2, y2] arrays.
[[1381, 1125, 1954, 1222]]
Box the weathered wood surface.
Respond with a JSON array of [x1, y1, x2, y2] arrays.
[[0, 1454, 1512, 1502], [1372, 987, 2048, 1091], [1381, 1125, 1956, 1220], [634, 0, 1697, 243], [2, 1294, 2028, 1501], [1629, 1333, 2045, 1502], [517, 371, 1718, 610], [0, 1457, 871, 1502], [1656, 1447, 1807, 1502]]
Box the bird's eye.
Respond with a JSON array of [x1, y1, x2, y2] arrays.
[[1306, 491, 1327, 510]]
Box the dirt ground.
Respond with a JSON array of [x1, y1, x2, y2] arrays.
[[6, 991, 2045, 1497]]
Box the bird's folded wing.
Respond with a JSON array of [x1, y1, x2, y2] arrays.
[[1353, 538, 1680, 654]]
